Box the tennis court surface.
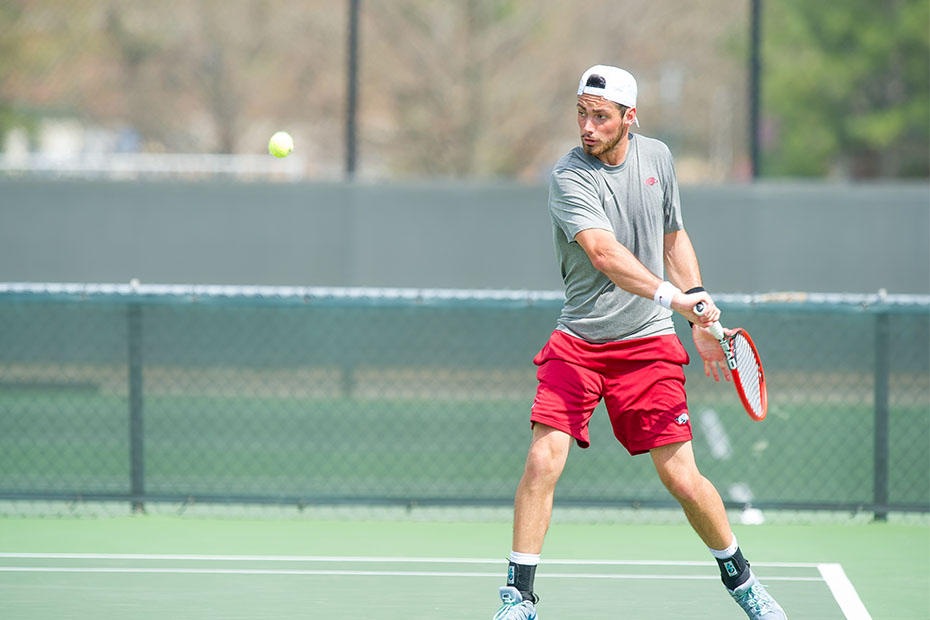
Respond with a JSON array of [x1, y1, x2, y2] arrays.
[[0, 515, 926, 619]]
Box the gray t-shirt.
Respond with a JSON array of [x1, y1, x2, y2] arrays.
[[548, 134, 684, 343]]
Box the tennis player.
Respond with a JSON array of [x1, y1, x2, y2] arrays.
[[492, 65, 787, 620]]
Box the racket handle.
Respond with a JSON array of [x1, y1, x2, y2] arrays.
[[693, 301, 726, 341]]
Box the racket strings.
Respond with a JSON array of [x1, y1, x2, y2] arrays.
[[732, 334, 764, 415]]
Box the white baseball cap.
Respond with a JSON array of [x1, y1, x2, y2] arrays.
[[577, 64, 639, 126]]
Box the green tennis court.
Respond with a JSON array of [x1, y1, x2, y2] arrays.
[[0, 515, 926, 619]]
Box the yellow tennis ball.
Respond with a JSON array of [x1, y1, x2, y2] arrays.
[[268, 131, 294, 158]]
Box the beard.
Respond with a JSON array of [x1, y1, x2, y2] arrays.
[[582, 125, 628, 158]]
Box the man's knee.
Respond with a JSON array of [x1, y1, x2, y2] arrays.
[[654, 457, 705, 503], [660, 469, 705, 504], [651, 441, 706, 502], [523, 447, 562, 482], [522, 426, 571, 484]]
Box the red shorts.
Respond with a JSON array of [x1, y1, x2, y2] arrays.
[[530, 330, 692, 455]]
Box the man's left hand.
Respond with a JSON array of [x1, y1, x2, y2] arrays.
[[693, 324, 732, 383]]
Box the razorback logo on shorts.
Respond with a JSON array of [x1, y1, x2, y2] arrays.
[[675, 412, 689, 425]]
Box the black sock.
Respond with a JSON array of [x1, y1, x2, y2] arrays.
[[507, 561, 538, 603], [715, 548, 751, 590]]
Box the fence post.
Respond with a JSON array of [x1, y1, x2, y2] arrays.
[[873, 311, 890, 521], [128, 303, 146, 513]]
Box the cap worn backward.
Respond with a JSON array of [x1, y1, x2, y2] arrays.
[[577, 64, 640, 126]]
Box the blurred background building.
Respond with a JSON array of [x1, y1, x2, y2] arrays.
[[1, 0, 927, 183]]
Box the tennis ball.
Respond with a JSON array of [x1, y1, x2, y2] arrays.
[[268, 131, 294, 158]]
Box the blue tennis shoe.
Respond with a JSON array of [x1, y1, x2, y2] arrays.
[[493, 586, 538, 620], [729, 572, 787, 619]]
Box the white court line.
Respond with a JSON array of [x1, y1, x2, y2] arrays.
[[0, 552, 820, 568], [0, 553, 871, 618], [0, 553, 823, 582], [818, 563, 873, 620], [0, 566, 823, 581]]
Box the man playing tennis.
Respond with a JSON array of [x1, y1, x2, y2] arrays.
[[492, 65, 787, 620]]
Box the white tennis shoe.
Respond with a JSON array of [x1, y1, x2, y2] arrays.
[[729, 572, 787, 619], [492, 586, 538, 620]]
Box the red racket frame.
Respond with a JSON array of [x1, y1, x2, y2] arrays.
[[726, 328, 768, 421]]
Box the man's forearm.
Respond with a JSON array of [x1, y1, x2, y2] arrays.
[[589, 238, 665, 299], [664, 230, 703, 290]]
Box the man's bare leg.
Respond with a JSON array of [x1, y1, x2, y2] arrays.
[[651, 441, 787, 617], [512, 424, 573, 553], [499, 423, 573, 609], [650, 440, 732, 549]]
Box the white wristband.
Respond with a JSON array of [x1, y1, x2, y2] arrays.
[[653, 281, 681, 309]]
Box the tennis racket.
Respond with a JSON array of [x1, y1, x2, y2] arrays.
[[694, 302, 768, 421]]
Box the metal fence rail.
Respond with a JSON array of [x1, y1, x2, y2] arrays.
[[0, 283, 927, 517]]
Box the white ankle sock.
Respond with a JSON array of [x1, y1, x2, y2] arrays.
[[708, 534, 739, 559], [509, 550, 540, 566]]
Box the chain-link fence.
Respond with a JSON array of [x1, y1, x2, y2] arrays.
[[0, 283, 927, 518]]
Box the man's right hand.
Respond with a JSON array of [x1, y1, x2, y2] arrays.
[[674, 291, 719, 327]]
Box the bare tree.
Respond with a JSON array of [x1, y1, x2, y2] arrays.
[[3, 0, 756, 180]]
